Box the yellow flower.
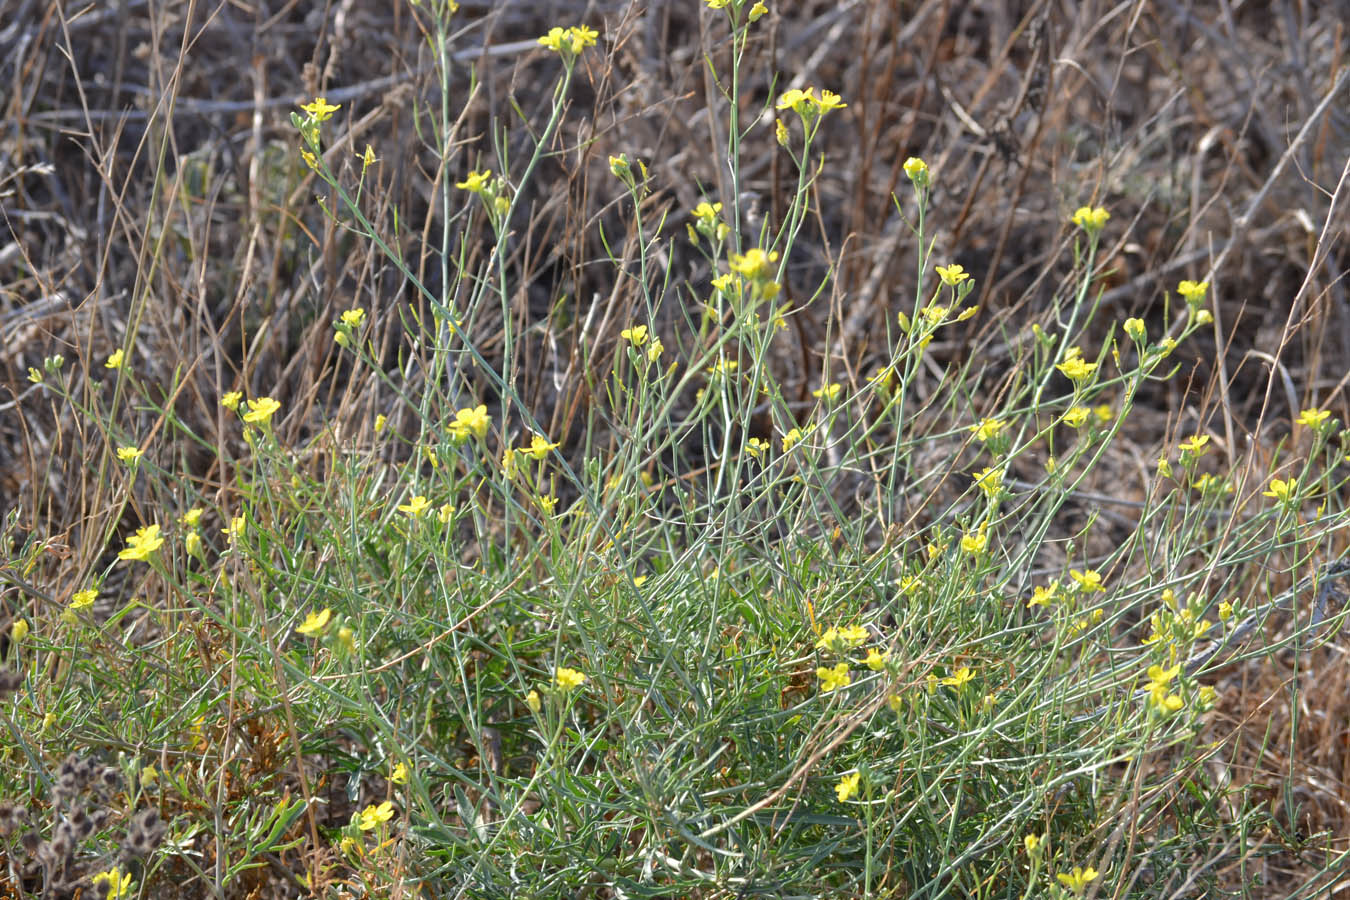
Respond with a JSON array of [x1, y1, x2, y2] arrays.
[[921, 304, 948, 325], [812, 383, 841, 402], [902, 156, 929, 186], [71, 588, 98, 610], [355, 801, 395, 831], [728, 247, 779, 280], [776, 88, 813, 114], [537, 495, 558, 515], [1262, 477, 1296, 504], [748, 1, 768, 22], [782, 427, 804, 452], [538, 25, 598, 55], [337, 626, 356, 654], [1069, 568, 1105, 593], [525, 689, 542, 713], [1176, 280, 1209, 307], [520, 434, 559, 460], [300, 97, 340, 122], [620, 324, 648, 346], [960, 524, 987, 554], [608, 153, 630, 178], [181, 507, 203, 528], [1055, 347, 1098, 383], [1177, 433, 1209, 456], [1062, 405, 1090, 428], [118, 524, 164, 562], [1027, 582, 1058, 608], [116, 446, 143, 464], [1123, 317, 1146, 342], [1093, 404, 1113, 423], [359, 144, 378, 169], [941, 666, 974, 689], [340, 308, 366, 328], [449, 405, 490, 442], [745, 437, 770, 459], [815, 89, 847, 112], [554, 667, 587, 691], [10, 619, 28, 643], [1296, 408, 1330, 428], [223, 515, 245, 543], [390, 762, 408, 785], [887, 693, 904, 713], [1157, 455, 1172, 479], [242, 396, 281, 425], [835, 771, 861, 802], [970, 417, 1006, 442], [221, 390, 242, 411], [105, 348, 125, 369], [297, 608, 332, 637], [1056, 865, 1099, 896], [935, 263, 970, 286], [1218, 600, 1234, 621], [184, 532, 203, 557], [93, 868, 134, 900], [816, 662, 851, 693], [1024, 834, 1043, 859], [456, 170, 492, 193], [398, 495, 431, 517], [1071, 206, 1110, 233], [973, 467, 1003, 498], [864, 648, 889, 671], [438, 504, 455, 525]]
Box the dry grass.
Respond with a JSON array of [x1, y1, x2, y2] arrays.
[[2, 1, 1349, 896]]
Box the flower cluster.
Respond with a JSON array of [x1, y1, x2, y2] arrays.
[[538, 25, 598, 57]]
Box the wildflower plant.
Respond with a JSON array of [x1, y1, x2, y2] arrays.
[[9, 4, 1350, 900]]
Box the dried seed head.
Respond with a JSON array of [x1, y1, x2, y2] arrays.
[[20, 829, 40, 856], [122, 807, 166, 858], [0, 801, 28, 835]]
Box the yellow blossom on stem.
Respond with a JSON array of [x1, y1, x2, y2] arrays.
[[221, 390, 242, 411], [1177, 433, 1209, 456], [1055, 347, 1098, 383], [340, 308, 366, 328], [1069, 569, 1105, 593], [1176, 280, 1209, 307], [970, 417, 1006, 442], [973, 466, 1003, 498], [242, 397, 281, 426], [941, 666, 974, 689], [1062, 406, 1090, 428], [456, 170, 492, 193], [118, 524, 164, 562], [398, 495, 431, 517], [816, 662, 851, 692], [554, 667, 587, 691], [1296, 408, 1330, 428], [105, 348, 125, 369], [729, 247, 779, 280], [116, 446, 143, 464], [1262, 477, 1296, 504], [449, 405, 490, 442], [297, 608, 332, 637], [835, 771, 860, 802], [903, 156, 929, 187], [1071, 206, 1110, 233], [70, 588, 98, 610], [620, 324, 648, 346], [300, 97, 340, 122], [1056, 865, 1099, 897], [520, 434, 560, 460], [863, 648, 889, 671], [355, 801, 395, 831], [935, 263, 970, 286]]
